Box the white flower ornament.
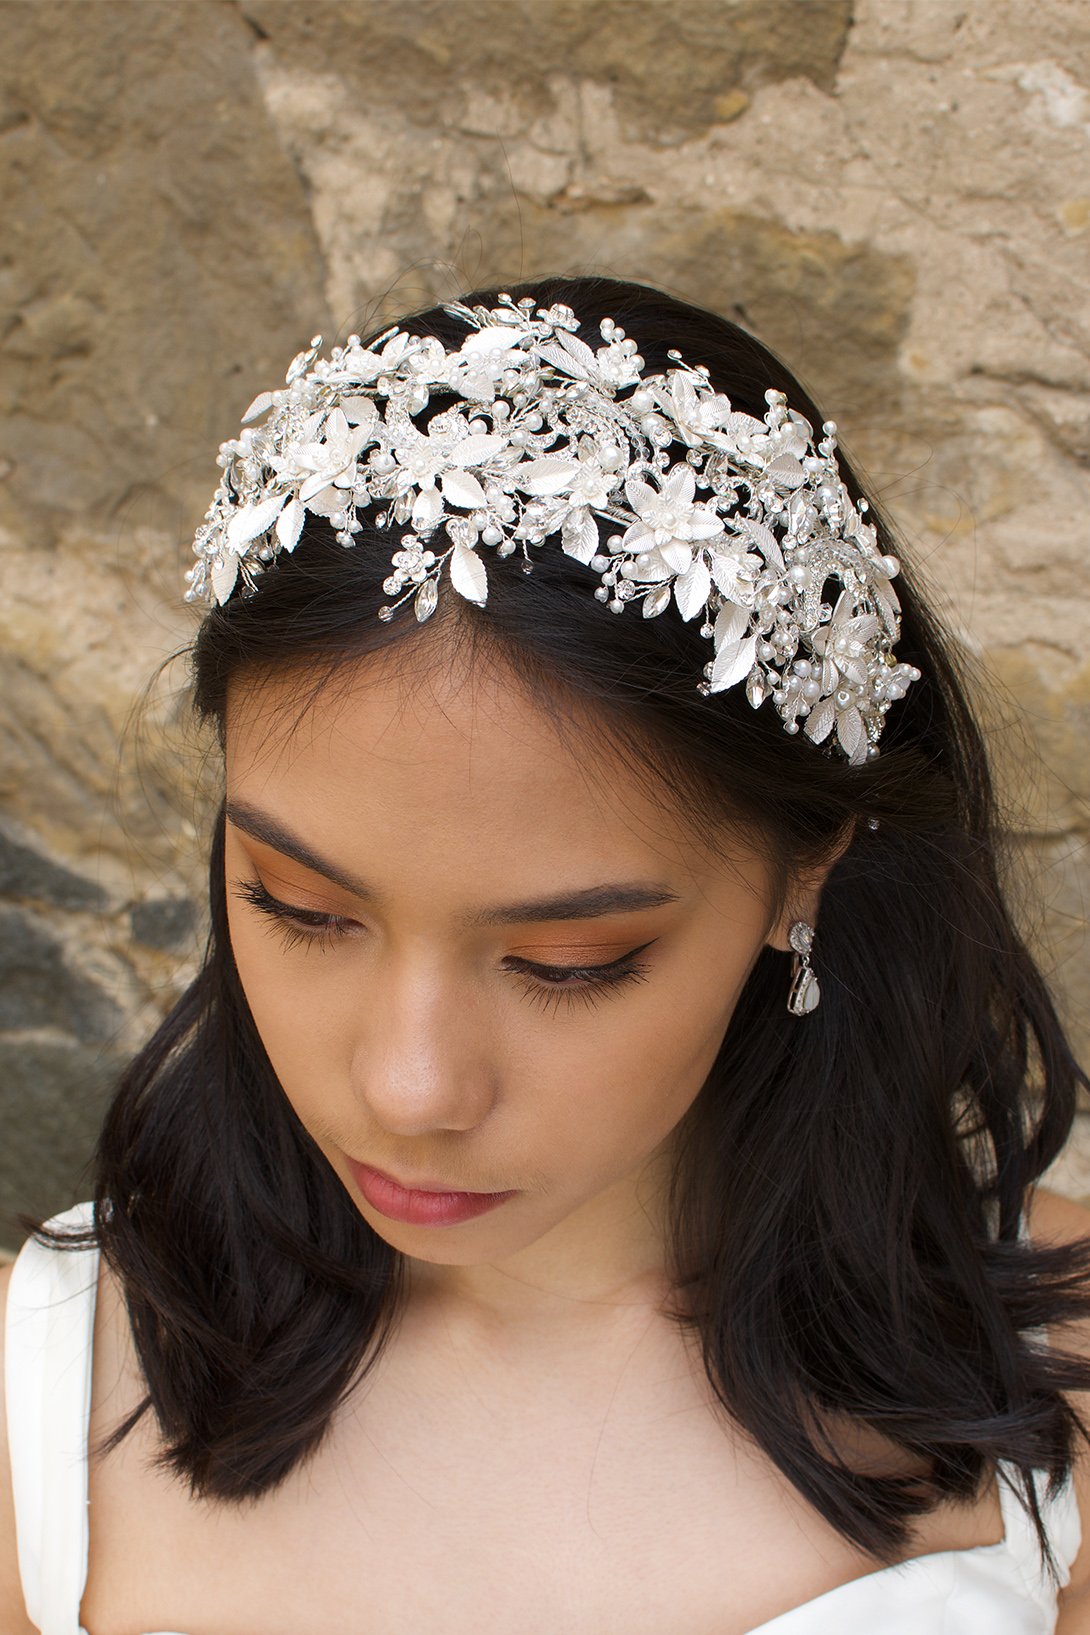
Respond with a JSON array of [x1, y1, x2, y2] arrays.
[[185, 295, 921, 765]]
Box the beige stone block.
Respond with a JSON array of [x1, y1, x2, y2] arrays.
[[0, 0, 330, 545]]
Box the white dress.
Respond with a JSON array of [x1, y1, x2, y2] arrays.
[[5, 1202, 1083, 1634]]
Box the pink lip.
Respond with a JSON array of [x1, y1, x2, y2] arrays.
[[348, 1161, 518, 1227]]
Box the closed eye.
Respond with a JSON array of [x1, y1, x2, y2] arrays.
[[230, 876, 657, 1012]]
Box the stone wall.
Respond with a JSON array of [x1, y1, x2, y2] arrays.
[[1, 0, 1088, 1246]]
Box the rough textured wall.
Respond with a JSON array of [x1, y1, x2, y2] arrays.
[[1, 0, 1088, 1243]]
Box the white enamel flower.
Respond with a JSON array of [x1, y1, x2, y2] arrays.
[[658, 373, 764, 455], [289, 407, 376, 506], [443, 328, 526, 402], [388, 412, 502, 492], [325, 330, 420, 388], [620, 466, 724, 573], [810, 591, 880, 692], [708, 538, 764, 603], [567, 444, 619, 509]]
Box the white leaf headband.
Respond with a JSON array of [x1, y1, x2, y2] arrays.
[[185, 293, 921, 765]]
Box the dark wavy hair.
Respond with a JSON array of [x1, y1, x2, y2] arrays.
[[39, 274, 1090, 1581]]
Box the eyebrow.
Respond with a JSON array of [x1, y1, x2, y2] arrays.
[[224, 799, 682, 927]]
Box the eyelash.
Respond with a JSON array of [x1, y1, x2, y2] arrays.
[[229, 877, 656, 1013]]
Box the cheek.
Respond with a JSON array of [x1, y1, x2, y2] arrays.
[[528, 972, 740, 1170], [226, 907, 347, 1110]]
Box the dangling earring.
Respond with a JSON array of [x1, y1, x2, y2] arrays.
[[787, 920, 821, 1015]]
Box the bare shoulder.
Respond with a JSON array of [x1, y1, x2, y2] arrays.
[[1024, 1184, 1090, 1244], [0, 1257, 39, 1634]]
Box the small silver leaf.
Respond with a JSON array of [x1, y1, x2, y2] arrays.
[[804, 696, 836, 744], [836, 706, 864, 760]]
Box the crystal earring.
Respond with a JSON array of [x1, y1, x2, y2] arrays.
[[787, 920, 821, 1015]]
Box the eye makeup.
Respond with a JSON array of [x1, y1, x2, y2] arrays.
[[229, 876, 658, 1012]]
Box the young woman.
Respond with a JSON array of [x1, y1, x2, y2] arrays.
[[4, 274, 1090, 1634]]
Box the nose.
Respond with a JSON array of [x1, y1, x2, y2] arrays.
[[350, 949, 498, 1136]]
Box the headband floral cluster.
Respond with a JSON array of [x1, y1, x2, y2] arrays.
[[185, 293, 920, 765]]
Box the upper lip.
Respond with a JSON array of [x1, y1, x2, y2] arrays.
[[355, 1160, 505, 1196]]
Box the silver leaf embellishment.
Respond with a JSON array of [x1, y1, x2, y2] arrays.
[[241, 390, 276, 425], [339, 396, 378, 432], [673, 556, 711, 621], [713, 600, 750, 647], [537, 335, 595, 382], [739, 519, 783, 573], [226, 492, 287, 550], [276, 497, 305, 552], [412, 488, 443, 530], [449, 543, 488, 605], [561, 508, 598, 564], [304, 487, 344, 518], [835, 706, 864, 761], [518, 458, 581, 497], [211, 554, 239, 604], [441, 470, 488, 510], [451, 433, 506, 465], [709, 634, 757, 691], [804, 696, 836, 744]]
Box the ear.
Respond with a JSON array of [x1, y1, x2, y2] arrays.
[[765, 821, 856, 953]]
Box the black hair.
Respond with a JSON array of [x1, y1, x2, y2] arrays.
[[38, 274, 1090, 1582]]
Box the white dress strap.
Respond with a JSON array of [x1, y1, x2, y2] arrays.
[[5, 1201, 99, 1635], [997, 1455, 1083, 1597]]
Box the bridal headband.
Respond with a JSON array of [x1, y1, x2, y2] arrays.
[[184, 293, 921, 766]]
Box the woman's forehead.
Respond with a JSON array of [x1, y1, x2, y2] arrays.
[[223, 656, 769, 896]]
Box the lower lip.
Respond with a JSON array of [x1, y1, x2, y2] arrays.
[[349, 1162, 519, 1226]]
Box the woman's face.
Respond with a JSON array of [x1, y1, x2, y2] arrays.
[[223, 644, 816, 1322]]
